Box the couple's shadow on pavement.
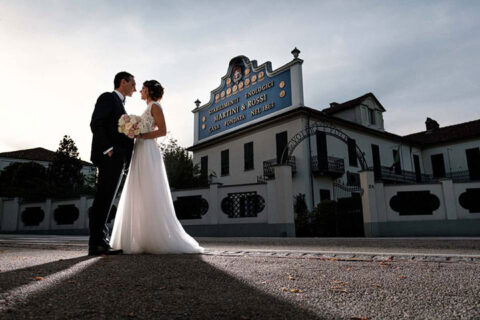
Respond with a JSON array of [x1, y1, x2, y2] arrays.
[[1, 252, 330, 319]]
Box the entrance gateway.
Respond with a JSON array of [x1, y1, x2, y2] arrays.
[[280, 123, 368, 170], [279, 123, 367, 237]]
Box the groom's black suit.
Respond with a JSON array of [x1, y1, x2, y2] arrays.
[[89, 91, 134, 250]]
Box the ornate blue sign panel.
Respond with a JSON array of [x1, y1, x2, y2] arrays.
[[196, 56, 294, 142]]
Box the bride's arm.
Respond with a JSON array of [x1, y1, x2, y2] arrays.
[[137, 104, 167, 139]]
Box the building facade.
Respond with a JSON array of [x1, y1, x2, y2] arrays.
[[183, 50, 480, 236], [1, 50, 479, 236]]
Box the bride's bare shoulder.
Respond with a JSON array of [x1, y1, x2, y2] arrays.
[[151, 102, 164, 117]]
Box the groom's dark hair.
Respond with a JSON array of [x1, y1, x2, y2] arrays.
[[114, 71, 134, 89]]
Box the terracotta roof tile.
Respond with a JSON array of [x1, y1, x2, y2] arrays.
[[404, 119, 480, 146]]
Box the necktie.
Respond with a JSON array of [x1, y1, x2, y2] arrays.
[[122, 98, 126, 105]]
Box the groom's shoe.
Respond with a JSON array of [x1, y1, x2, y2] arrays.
[[88, 245, 123, 256]]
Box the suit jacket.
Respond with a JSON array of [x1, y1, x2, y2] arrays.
[[90, 92, 134, 167]]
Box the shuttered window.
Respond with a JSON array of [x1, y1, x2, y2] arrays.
[[200, 156, 208, 178], [221, 150, 229, 176], [276, 131, 288, 163], [348, 138, 358, 167], [244, 142, 254, 171]]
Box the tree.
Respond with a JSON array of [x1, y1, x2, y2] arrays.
[[48, 135, 85, 198], [159, 138, 207, 189], [0, 162, 50, 201]]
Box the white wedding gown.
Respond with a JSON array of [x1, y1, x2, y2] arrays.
[[111, 101, 204, 254]]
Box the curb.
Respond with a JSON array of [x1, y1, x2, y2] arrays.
[[203, 249, 480, 263], [2, 241, 479, 263]]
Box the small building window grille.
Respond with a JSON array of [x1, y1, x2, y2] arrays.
[[221, 192, 265, 218]]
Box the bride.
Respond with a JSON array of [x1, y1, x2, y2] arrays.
[[110, 80, 204, 254]]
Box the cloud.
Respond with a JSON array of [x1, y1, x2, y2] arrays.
[[1, 0, 479, 161]]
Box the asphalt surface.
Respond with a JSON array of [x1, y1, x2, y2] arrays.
[[0, 236, 479, 319]]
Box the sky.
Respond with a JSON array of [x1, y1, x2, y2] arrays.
[[1, 0, 479, 162]]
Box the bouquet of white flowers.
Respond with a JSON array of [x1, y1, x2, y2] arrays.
[[118, 114, 146, 139]]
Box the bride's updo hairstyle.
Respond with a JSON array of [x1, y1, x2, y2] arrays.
[[144, 80, 164, 101]]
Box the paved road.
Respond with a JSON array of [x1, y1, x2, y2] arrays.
[[1, 235, 479, 319]]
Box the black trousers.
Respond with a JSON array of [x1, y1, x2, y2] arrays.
[[89, 156, 125, 248]]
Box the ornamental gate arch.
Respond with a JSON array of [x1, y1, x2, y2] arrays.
[[280, 123, 367, 237], [280, 123, 368, 170]]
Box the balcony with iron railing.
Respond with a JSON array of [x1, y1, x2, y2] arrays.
[[443, 170, 480, 183], [373, 166, 480, 184], [262, 156, 296, 179], [311, 155, 345, 179]]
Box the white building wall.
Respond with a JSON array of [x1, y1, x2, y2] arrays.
[[382, 184, 446, 221], [421, 139, 480, 174], [453, 182, 480, 220], [193, 116, 306, 185], [329, 109, 357, 123]]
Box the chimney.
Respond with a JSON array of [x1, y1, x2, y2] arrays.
[[425, 117, 439, 131], [330, 102, 339, 108]]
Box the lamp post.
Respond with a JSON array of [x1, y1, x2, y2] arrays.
[[291, 47, 300, 59]]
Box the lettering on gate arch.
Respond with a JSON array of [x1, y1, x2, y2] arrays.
[[280, 123, 368, 170]]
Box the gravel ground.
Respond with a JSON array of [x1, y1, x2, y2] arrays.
[[1, 247, 479, 319]]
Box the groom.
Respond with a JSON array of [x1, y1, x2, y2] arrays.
[[89, 71, 136, 256]]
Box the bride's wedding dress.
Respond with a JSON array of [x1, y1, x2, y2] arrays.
[[111, 101, 204, 254]]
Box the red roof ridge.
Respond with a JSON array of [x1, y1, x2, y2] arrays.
[[404, 118, 480, 138]]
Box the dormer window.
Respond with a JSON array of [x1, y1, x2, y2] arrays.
[[323, 93, 385, 131], [368, 109, 376, 125]]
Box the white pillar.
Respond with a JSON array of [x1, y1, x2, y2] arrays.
[[360, 171, 378, 237], [46, 199, 53, 230], [2, 198, 20, 232], [271, 165, 295, 225], [375, 182, 387, 223], [440, 179, 457, 220], [79, 196, 88, 229], [290, 60, 304, 108], [193, 110, 199, 145], [209, 183, 221, 225], [14, 198, 21, 231]]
